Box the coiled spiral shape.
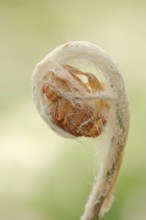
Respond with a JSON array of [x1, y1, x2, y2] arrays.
[[32, 41, 130, 220]]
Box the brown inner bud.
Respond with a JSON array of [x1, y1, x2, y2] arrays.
[[42, 65, 109, 138]]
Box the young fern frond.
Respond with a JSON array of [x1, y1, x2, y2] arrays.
[[32, 41, 130, 220]]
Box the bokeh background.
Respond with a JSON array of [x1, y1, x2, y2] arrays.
[[0, 0, 146, 219]]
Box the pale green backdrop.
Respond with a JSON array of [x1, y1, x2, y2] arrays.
[[0, 0, 146, 220]]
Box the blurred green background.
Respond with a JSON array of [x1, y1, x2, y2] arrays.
[[0, 0, 146, 219]]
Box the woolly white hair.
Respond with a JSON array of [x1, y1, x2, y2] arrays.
[[33, 42, 114, 137]]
